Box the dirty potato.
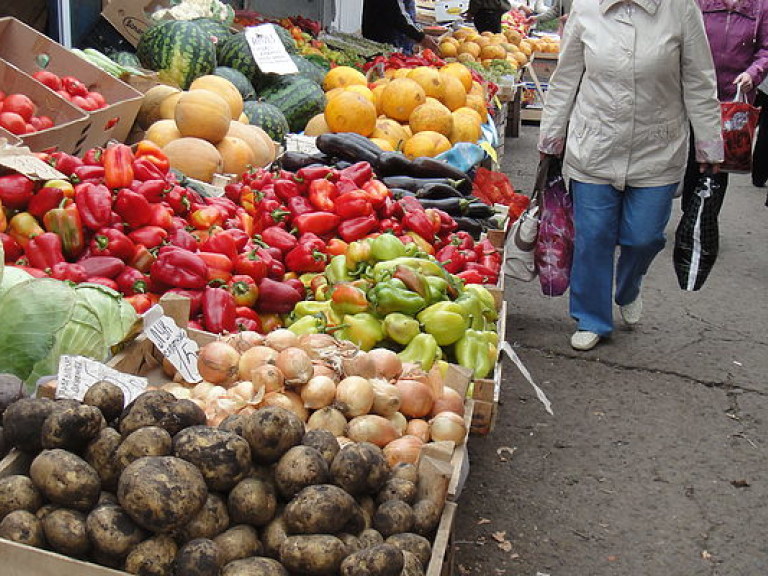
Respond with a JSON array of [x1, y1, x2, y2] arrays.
[[373, 500, 414, 538], [124, 534, 178, 576], [274, 445, 329, 499], [116, 426, 173, 470], [411, 500, 441, 537], [83, 380, 125, 423], [84, 427, 123, 492], [385, 533, 432, 568], [376, 478, 417, 505], [0, 475, 43, 520], [42, 508, 90, 556], [2, 397, 56, 453], [279, 534, 346, 576], [242, 407, 304, 464], [172, 538, 223, 576], [86, 504, 146, 559], [41, 404, 106, 452], [227, 477, 277, 527], [301, 429, 340, 466], [177, 493, 230, 542], [221, 557, 288, 576], [213, 525, 262, 565], [0, 509, 46, 547], [331, 442, 389, 496], [29, 449, 101, 510], [282, 484, 356, 534], [340, 543, 405, 576], [173, 426, 251, 491]]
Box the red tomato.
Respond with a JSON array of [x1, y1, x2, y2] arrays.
[[70, 95, 93, 110], [32, 70, 62, 91], [0, 112, 27, 135], [24, 123, 36, 134], [37, 115, 54, 130], [87, 91, 106, 109], [56, 89, 71, 101], [62, 76, 88, 97], [3, 94, 36, 122]]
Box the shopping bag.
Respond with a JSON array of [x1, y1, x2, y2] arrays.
[[503, 159, 547, 281], [534, 157, 574, 296], [721, 87, 761, 173], [673, 173, 725, 291]]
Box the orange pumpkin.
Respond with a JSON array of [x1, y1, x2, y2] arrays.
[[325, 91, 377, 136], [163, 137, 223, 183], [174, 89, 232, 143], [381, 78, 427, 123]]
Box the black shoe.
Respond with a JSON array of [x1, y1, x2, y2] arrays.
[[753, 176, 767, 188]]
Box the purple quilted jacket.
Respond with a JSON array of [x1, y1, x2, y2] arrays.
[[698, 0, 768, 102]]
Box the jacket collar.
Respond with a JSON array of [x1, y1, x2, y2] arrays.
[[600, 0, 661, 15]]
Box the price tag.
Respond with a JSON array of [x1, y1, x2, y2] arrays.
[[56, 355, 147, 405], [244, 24, 299, 75], [0, 144, 66, 181], [144, 309, 202, 384], [285, 134, 320, 155]]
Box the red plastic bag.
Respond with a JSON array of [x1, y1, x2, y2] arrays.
[[721, 89, 760, 173], [473, 168, 530, 220]]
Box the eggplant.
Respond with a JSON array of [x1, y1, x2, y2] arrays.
[[408, 156, 469, 181], [453, 216, 485, 239], [389, 188, 417, 199], [375, 151, 414, 176], [316, 133, 381, 165], [334, 160, 353, 170], [416, 182, 465, 199], [416, 197, 471, 215], [279, 151, 317, 171], [382, 176, 464, 192], [466, 202, 496, 218]]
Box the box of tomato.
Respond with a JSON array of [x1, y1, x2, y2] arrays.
[[0, 17, 143, 154]]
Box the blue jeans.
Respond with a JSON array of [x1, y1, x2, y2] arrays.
[[570, 180, 677, 336]]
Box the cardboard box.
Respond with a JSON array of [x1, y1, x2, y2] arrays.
[[101, 0, 169, 47], [0, 131, 23, 147], [0, 17, 143, 154], [0, 60, 89, 154]]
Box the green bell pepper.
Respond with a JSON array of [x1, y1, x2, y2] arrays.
[[455, 329, 494, 379], [455, 293, 487, 331], [369, 282, 427, 316], [288, 314, 326, 335], [293, 300, 333, 318], [336, 312, 384, 351], [398, 333, 439, 371], [326, 255, 352, 284], [425, 276, 450, 303], [299, 273, 319, 288], [370, 233, 407, 261], [463, 284, 499, 322], [345, 239, 373, 272], [417, 304, 468, 346], [370, 257, 447, 283], [383, 312, 421, 346]]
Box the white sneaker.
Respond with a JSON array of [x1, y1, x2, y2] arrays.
[[571, 331, 601, 351], [620, 296, 643, 325]]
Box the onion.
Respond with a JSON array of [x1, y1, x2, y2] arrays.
[[229, 380, 256, 403], [347, 415, 400, 447], [312, 362, 340, 382], [297, 333, 338, 358], [301, 376, 336, 409], [430, 386, 465, 417], [262, 390, 308, 422], [191, 381, 215, 400], [306, 407, 348, 436], [205, 385, 228, 403], [251, 364, 284, 394], [405, 419, 430, 443], [388, 412, 408, 436], [341, 352, 377, 379], [430, 411, 467, 445], [224, 331, 264, 353], [206, 395, 244, 426], [335, 376, 374, 418], [427, 363, 444, 401], [370, 379, 402, 417], [239, 346, 278, 380], [162, 384, 191, 400], [161, 357, 177, 378], [198, 341, 240, 385], [383, 435, 424, 467], [264, 328, 299, 351], [395, 379, 434, 419], [275, 347, 314, 386], [368, 349, 402, 381]]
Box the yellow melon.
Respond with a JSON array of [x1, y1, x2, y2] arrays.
[[372, 84, 388, 116], [227, 121, 267, 160], [440, 63, 473, 93], [407, 67, 445, 101], [403, 131, 452, 159], [409, 102, 453, 136], [325, 91, 377, 136], [370, 138, 395, 151], [453, 106, 483, 126], [371, 118, 410, 149], [394, 68, 411, 79], [189, 76, 244, 118], [505, 29, 522, 45], [439, 42, 457, 58], [137, 85, 181, 129], [145, 119, 182, 148], [345, 84, 375, 104], [449, 112, 482, 144], [216, 136, 256, 176], [159, 91, 184, 120], [238, 112, 249, 123], [174, 89, 232, 143], [323, 66, 367, 91], [163, 137, 223, 183], [370, 78, 390, 88], [325, 87, 346, 101], [381, 78, 427, 122], [439, 73, 467, 111], [457, 42, 481, 59], [304, 113, 331, 136], [463, 95, 489, 123], [480, 44, 506, 61]]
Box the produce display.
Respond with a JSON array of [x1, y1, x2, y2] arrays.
[[0, 93, 54, 135]]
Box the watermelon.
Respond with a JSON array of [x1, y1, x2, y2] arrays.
[[243, 101, 290, 143], [274, 25, 298, 54], [214, 66, 256, 100], [111, 51, 141, 68], [259, 76, 326, 133], [216, 32, 272, 90], [137, 20, 216, 89], [290, 55, 325, 85], [192, 18, 232, 45]]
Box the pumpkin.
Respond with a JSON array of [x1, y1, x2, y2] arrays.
[[381, 78, 427, 123], [370, 138, 395, 151], [145, 119, 182, 148], [402, 131, 451, 159], [216, 136, 256, 176], [163, 137, 223, 182], [409, 102, 453, 137], [449, 112, 482, 144], [189, 75, 244, 118], [371, 118, 410, 149], [304, 113, 331, 136], [138, 85, 181, 129], [439, 73, 467, 111], [159, 91, 185, 120], [322, 66, 367, 91], [325, 91, 377, 136], [440, 63, 473, 93], [175, 89, 232, 143], [407, 67, 445, 101]]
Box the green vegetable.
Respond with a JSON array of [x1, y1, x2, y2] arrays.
[[398, 333, 439, 371], [336, 313, 384, 351], [242, 101, 290, 144], [370, 234, 407, 262], [382, 313, 421, 346], [417, 304, 467, 346], [455, 330, 495, 379], [191, 17, 232, 44], [0, 266, 33, 300], [259, 75, 326, 133], [290, 54, 326, 85], [214, 66, 256, 100], [369, 282, 426, 316]]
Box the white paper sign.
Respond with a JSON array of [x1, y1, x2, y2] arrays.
[[144, 310, 202, 384], [285, 134, 320, 155], [56, 355, 147, 405], [244, 24, 299, 75]]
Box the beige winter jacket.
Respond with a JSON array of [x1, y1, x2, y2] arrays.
[[538, 0, 724, 190]]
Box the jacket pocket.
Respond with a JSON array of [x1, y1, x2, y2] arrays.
[[566, 116, 611, 174]]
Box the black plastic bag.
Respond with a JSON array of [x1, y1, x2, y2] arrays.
[[673, 174, 725, 291]]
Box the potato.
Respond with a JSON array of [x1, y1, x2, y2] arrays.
[[228, 478, 277, 527], [118, 456, 208, 533], [214, 525, 262, 565], [30, 449, 100, 510], [412, 500, 441, 536], [173, 426, 251, 491], [389, 462, 418, 484], [401, 550, 426, 576], [98, 491, 119, 506], [42, 508, 90, 556], [261, 515, 288, 559], [116, 426, 173, 470], [221, 557, 288, 576], [340, 543, 405, 576], [167, 398, 207, 432], [385, 533, 431, 568], [219, 414, 247, 436], [358, 528, 384, 549], [242, 406, 304, 464], [91, 549, 124, 569], [119, 391, 187, 436], [283, 484, 356, 534], [337, 532, 362, 556], [301, 429, 340, 466], [173, 538, 223, 576], [0, 373, 25, 417], [373, 500, 414, 537], [84, 427, 123, 491], [331, 442, 389, 496], [279, 534, 346, 576], [178, 493, 230, 542], [376, 478, 417, 505], [40, 404, 106, 453], [342, 502, 369, 534], [35, 503, 58, 519], [358, 495, 376, 522], [2, 397, 56, 453], [0, 475, 43, 519], [83, 380, 125, 423], [0, 509, 46, 547], [250, 465, 276, 485], [274, 445, 329, 498], [125, 534, 178, 576], [87, 504, 147, 559]]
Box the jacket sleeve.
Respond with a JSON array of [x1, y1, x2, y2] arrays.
[[532, 0, 558, 21], [393, 0, 425, 42], [744, 10, 768, 88], [681, 0, 724, 163], [537, 5, 584, 155]]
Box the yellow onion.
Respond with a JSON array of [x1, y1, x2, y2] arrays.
[[368, 348, 403, 381], [347, 415, 401, 447], [275, 347, 314, 386], [335, 376, 374, 418], [341, 352, 377, 379], [262, 390, 308, 422], [430, 411, 467, 445], [383, 435, 424, 467], [306, 407, 348, 436], [251, 364, 284, 395], [161, 383, 191, 400], [430, 386, 465, 418], [223, 331, 264, 353], [312, 362, 340, 382], [191, 381, 215, 400], [370, 379, 402, 417], [301, 376, 337, 409], [229, 380, 257, 403], [388, 411, 408, 436], [405, 419, 430, 443], [394, 379, 434, 419], [198, 341, 241, 385], [297, 333, 338, 358], [239, 346, 278, 380], [264, 328, 299, 351]]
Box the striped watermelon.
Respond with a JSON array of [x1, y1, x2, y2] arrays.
[[137, 21, 216, 89], [243, 101, 290, 143], [216, 32, 270, 90], [259, 76, 326, 133], [291, 55, 325, 85], [274, 25, 298, 54], [214, 66, 256, 100], [192, 18, 232, 45]]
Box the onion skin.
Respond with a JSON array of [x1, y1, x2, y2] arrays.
[[262, 390, 308, 422], [404, 419, 430, 443], [394, 379, 434, 419], [430, 386, 465, 418], [388, 412, 408, 436], [383, 435, 424, 467], [368, 349, 403, 381], [275, 347, 314, 387], [370, 380, 402, 418], [312, 363, 340, 382], [264, 328, 299, 351], [306, 407, 348, 436], [251, 364, 284, 394], [239, 346, 278, 380], [429, 411, 467, 445], [198, 341, 241, 385], [334, 376, 374, 418], [300, 376, 337, 409], [297, 333, 338, 358], [341, 352, 377, 379], [223, 331, 264, 353], [347, 415, 401, 447]]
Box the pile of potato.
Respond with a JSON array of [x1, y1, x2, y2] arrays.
[[0, 384, 442, 576]]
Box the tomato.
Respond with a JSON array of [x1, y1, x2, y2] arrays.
[[24, 123, 36, 134], [56, 89, 71, 101], [32, 70, 62, 92], [70, 95, 93, 110], [36, 115, 54, 130], [3, 94, 36, 122], [0, 112, 27, 135], [87, 91, 106, 109], [62, 76, 88, 97]]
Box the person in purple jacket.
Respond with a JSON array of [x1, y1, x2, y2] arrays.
[[682, 0, 768, 202]]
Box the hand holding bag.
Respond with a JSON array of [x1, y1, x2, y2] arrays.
[[721, 86, 761, 173], [503, 160, 547, 282]]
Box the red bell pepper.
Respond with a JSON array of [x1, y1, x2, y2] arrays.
[[82, 147, 104, 166], [136, 180, 173, 203], [340, 161, 373, 187], [103, 144, 135, 189], [273, 179, 301, 202], [27, 186, 65, 220], [189, 206, 225, 230], [223, 228, 250, 252], [259, 248, 285, 280], [1, 232, 23, 262], [114, 189, 151, 228], [134, 140, 170, 173], [235, 306, 260, 323], [167, 227, 198, 252], [132, 157, 167, 182], [86, 277, 118, 290], [241, 167, 273, 189], [403, 209, 436, 241], [436, 245, 467, 275], [0, 174, 35, 210], [424, 209, 443, 236], [456, 268, 492, 285], [260, 226, 298, 254], [43, 200, 85, 260], [8, 212, 43, 247], [293, 212, 340, 236], [78, 256, 126, 279], [296, 165, 336, 183], [233, 249, 269, 282], [379, 196, 400, 220], [166, 185, 193, 215], [235, 316, 261, 332], [284, 277, 305, 296], [258, 312, 283, 332], [256, 198, 290, 229], [50, 262, 88, 283], [75, 183, 113, 231], [362, 179, 391, 209], [285, 244, 327, 274], [71, 165, 106, 185], [224, 182, 244, 203], [128, 226, 168, 249], [465, 262, 498, 282], [125, 293, 157, 314], [26, 232, 64, 270], [228, 275, 259, 307], [450, 231, 475, 250], [150, 246, 209, 290], [198, 251, 234, 285], [166, 288, 204, 317], [206, 197, 239, 219], [334, 190, 373, 219], [308, 179, 338, 212], [256, 277, 304, 314], [326, 238, 348, 256], [202, 230, 238, 261], [202, 286, 238, 333], [48, 151, 83, 175], [335, 178, 359, 195], [90, 228, 135, 262], [285, 195, 314, 218], [379, 218, 403, 236], [337, 214, 378, 243], [115, 267, 148, 296], [146, 204, 174, 230], [11, 265, 47, 278]]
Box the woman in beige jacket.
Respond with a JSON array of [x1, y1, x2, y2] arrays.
[[538, 0, 724, 351]]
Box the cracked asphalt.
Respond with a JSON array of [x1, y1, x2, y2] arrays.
[[453, 124, 768, 575]]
